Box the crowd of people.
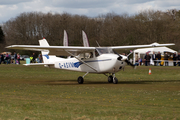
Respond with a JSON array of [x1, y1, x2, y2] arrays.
[[0, 52, 43, 65], [1, 51, 180, 66], [0, 52, 20, 64], [139, 52, 180, 66]]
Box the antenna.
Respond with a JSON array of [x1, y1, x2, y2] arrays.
[[96, 41, 100, 47]]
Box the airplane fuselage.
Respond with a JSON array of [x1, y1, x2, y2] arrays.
[[54, 54, 126, 73]]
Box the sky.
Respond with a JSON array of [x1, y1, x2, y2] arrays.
[[0, 0, 180, 24]]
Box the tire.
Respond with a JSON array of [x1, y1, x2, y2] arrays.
[[113, 77, 118, 84], [108, 75, 113, 83], [77, 76, 84, 84]]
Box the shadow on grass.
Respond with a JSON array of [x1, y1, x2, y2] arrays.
[[44, 79, 180, 85], [119, 80, 180, 84]]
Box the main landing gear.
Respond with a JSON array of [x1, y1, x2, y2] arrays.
[[77, 76, 84, 84], [77, 72, 89, 84], [107, 74, 118, 84], [77, 72, 118, 84]]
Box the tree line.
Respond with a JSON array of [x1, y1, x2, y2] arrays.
[[1, 9, 180, 54]]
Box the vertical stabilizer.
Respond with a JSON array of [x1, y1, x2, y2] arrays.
[[82, 30, 89, 47], [39, 39, 50, 63], [63, 30, 68, 46]]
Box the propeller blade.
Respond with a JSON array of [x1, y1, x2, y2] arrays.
[[117, 55, 127, 61], [125, 60, 136, 69], [114, 50, 136, 69]]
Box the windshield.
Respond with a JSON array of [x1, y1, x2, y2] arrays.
[[96, 47, 114, 55]]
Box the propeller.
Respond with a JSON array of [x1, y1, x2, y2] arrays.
[[114, 50, 136, 69], [125, 59, 136, 68]]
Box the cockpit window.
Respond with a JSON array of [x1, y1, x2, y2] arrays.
[[96, 48, 114, 55], [95, 50, 99, 57]]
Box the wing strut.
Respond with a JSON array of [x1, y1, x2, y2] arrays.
[[65, 50, 98, 72]]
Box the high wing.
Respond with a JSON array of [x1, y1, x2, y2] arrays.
[[6, 38, 174, 56], [6, 45, 96, 56]]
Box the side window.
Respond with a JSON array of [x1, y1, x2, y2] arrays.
[[85, 52, 94, 58], [89, 52, 93, 58], [95, 50, 99, 57]]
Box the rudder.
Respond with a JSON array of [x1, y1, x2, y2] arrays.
[[39, 39, 50, 63]]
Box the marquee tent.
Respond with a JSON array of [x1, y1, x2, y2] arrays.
[[133, 43, 177, 66]]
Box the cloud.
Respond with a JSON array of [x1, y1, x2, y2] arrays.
[[0, 0, 32, 5], [155, 0, 180, 8], [51, 0, 117, 8], [123, 0, 154, 4], [0, 0, 180, 24]]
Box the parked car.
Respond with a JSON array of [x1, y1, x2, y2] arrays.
[[11, 55, 22, 60], [21, 55, 30, 60]]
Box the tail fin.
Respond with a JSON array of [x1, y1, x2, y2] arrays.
[[39, 39, 50, 63]]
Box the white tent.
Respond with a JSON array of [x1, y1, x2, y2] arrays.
[[133, 43, 177, 66]]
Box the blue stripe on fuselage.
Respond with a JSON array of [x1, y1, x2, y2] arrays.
[[73, 59, 112, 68], [59, 59, 112, 69]]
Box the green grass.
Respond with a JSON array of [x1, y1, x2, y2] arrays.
[[0, 63, 180, 120]]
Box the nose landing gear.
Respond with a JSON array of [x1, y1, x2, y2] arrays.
[[108, 75, 113, 83], [107, 74, 118, 84], [113, 77, 118, 84]]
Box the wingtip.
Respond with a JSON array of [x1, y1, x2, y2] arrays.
[[5, 45, 12, 49]]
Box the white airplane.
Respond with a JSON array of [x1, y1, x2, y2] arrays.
[[6, 39, 174, 84]]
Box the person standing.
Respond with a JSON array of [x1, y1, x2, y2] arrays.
[[5, 53, 9, 64], [156, 51, 161, 66], [138, 58, 142, 66], [14, 52, 17, 64], [32, 53, 36, 63], [177, 53, 180, 66], [152, 52, 156, 66], [144, 53, 151, 66], [0, 53, 4, 64], [8, 53, 11, 64], [0, 53, 2, 64], [173, 52, 177, 66], [38, 54, 42, 63], [164, 52, 169, 66], [17, 53, 20, 64]]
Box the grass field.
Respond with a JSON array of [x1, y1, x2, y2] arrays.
[[0, 63, 180, 120]]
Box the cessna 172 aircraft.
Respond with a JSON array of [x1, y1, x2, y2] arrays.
[[6, 39, 174, 84]]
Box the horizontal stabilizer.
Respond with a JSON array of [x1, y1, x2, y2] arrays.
[[23, 63, 54, 66]]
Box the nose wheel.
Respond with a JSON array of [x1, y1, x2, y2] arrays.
[[113, 77, 118, 84], [107, 74, 118, 84], [108, 75, 113, 83]]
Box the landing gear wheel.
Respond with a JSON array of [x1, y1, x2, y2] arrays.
[[113, 77, 118, 84], [108, 75, 113, 83], [77, 76, 84, 84]]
